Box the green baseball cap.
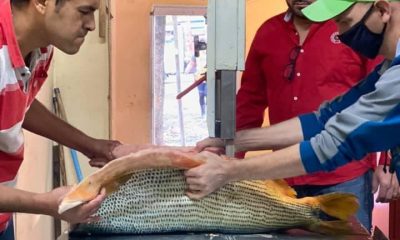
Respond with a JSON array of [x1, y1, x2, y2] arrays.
[[302, 0, 376, 22]]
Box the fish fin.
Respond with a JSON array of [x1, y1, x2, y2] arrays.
[[264, 179, 297, 198], [308, 220, 364, 235], [103, 173, 133, 196], [58, 200, 85, 215], [58, 177, 103, 214], [300, 193, 359, 220], [58, 174, 131, 214], [58, 191, 96, 214]]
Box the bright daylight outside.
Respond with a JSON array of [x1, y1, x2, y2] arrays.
[[152, 12, 208, 146]]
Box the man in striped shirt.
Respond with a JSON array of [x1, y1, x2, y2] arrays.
[[187, 0, 400, 204], [0, 0, 121, 238]]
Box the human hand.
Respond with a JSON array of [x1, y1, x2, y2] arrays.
[[82, 138, 122, 168], [372, 165, 400, 203], [39, 186, 106, 224], [195, 137, 225, 155], [184, 151, 237, 200]]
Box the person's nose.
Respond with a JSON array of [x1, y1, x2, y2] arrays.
[[85, 13, 96, 32]]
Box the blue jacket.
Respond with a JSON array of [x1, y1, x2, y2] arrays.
[[299, 56, 400, 174]]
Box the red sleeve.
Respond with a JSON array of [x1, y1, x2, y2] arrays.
[[235, 28, 268, 158]]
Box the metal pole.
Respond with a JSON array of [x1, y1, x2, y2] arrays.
[[172, 16, 186, 146]]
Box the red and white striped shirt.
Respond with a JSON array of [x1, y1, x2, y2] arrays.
[[0, 0, 53, 232]]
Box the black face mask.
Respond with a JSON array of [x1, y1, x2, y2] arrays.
[[338, 5, 387, 59]]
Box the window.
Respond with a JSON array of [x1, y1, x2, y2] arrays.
[[151, 6, 208, 146]]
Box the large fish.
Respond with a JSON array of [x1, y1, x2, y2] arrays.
[[59, 146, 360, 235]]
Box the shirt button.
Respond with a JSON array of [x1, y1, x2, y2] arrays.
[[294, 96, 298, 101], [297, 72, 301, 77], [300, 49, 304, 53]]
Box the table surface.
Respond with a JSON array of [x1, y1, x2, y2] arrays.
[[60, 219, 373, 240], [65, 232, 371, 240]]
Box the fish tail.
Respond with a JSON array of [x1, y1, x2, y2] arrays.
[[299, 193, 359, 220], [308, 220, 366, 235]]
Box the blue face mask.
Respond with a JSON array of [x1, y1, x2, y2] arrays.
[[338, 5, 387, 59]]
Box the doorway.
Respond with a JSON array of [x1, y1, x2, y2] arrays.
[[151, 6, 208, 146]]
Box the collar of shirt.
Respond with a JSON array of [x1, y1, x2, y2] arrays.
[[284, 11, 293, 22], [283, 10, 327, 46], [0, 0, 27, 69]]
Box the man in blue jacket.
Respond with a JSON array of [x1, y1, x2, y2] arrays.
[[187, 0, 400, 205]]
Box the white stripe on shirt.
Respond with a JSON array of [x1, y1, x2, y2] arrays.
[[0, 46, 18, 91], [0, 121, 24, 154]]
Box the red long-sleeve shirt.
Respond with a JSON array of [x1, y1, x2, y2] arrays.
[[236, 12, 383, 186]]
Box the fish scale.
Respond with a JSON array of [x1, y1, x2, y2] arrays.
[[79, 168, 318, 234]]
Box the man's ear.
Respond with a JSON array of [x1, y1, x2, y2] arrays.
[[374, 0, 391, 23], [33, 0, 48, 15]]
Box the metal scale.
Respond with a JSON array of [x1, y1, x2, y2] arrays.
[[206, 0, 245, 157]]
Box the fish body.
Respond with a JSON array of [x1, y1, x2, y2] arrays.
[[60, 147, 359, 235]]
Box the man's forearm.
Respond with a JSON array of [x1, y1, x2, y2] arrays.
[[234, 118, 304, 152], [230, 144, 307, 181], [23, 99, 93, 153], [0, 185, 52, 216]]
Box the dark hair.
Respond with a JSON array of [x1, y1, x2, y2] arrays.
[[11, 0, 66, 7]]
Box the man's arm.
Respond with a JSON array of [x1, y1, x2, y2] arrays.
[[0, 185, 105, 224], [234, 118, 303, 152], [234, 144, 306, 181], [196, 117, 304, 153], [197, 61, 385, 154], [23, 99, 94, 153], [245, 63, 400, 181], [185, 144, 306, 199], [233, 62, 387, 175], [23, 99, 120, 167]]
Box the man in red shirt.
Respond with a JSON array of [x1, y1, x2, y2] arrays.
[[0, 0, 121, 238]]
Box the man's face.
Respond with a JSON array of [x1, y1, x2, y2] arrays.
[[286, 0, 316, 18], [44, 0, 99, 54], [334, 4, 375, 35], [334, 2, 400, 59]]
